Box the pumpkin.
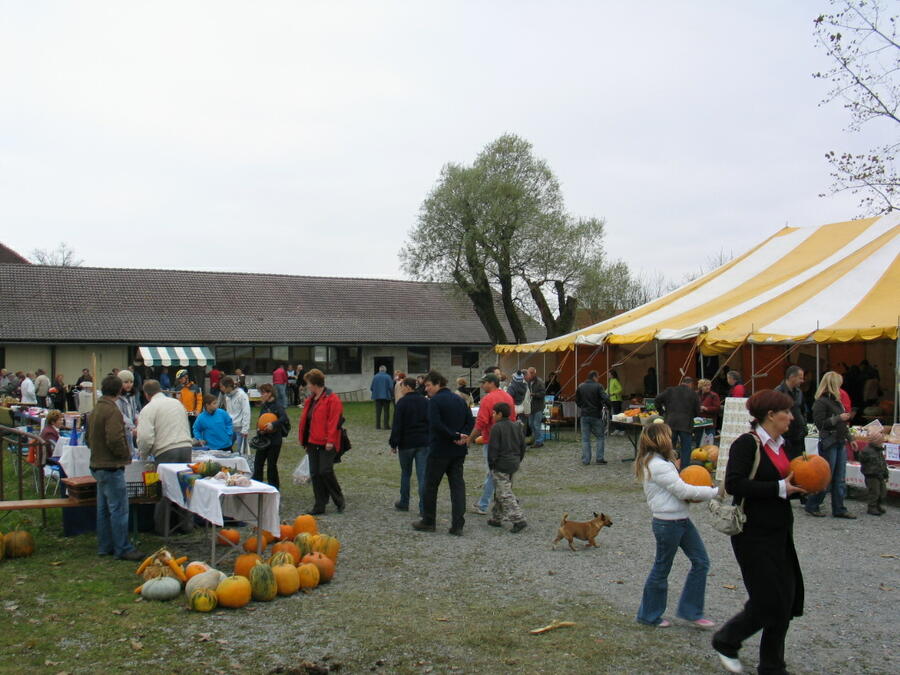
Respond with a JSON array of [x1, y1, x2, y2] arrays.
[[141, 576, 182, 601], [297, 562, 320, 589], [268, 551, 296, 567], [258, 412, 279, 431], [272, 563, 301, 596], [789, 454, 832, 494], [243, 536, 268, 554], [292, 514, 318, 536], [249, 561, 277, 602], [216, 575, 252, 608], [278, 523, 295, 541], [706, 446, 719, 464], [271, 541, 301, 565], [185, 561, 210, 580], [690, 447, 708, 462], [234, 552, 262, 578], [188, 588, 218, 612], [311, 534, 340, 562], [0, 532, 5, 561], [301, 552, 335, 583], [217, 528, 241, 546], [293, 532, 315, 558], [3, 530, 35, 558], [185, 568, 226, 597], [679, 465, 713, 488]]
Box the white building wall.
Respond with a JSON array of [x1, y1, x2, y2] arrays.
[[3, 345, 52, 375]]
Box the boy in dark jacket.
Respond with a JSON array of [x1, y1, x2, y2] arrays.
[[486, 402, 527, 532], [855, 430, 888, 515]]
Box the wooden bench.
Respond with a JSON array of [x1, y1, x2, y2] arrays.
[[0, 496, 159, 511]]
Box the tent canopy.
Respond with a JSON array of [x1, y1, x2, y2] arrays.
[[497, 214, 900, 355], [138, 346, 215, 366]]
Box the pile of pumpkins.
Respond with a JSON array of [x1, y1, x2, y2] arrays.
[[0, 529, 36, 561], [133, 514, 340, 612]]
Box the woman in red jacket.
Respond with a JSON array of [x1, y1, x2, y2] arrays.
[[298, 369, 345, 515]]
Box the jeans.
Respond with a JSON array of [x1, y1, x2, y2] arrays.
[[673, 430, 694, 468], [581, 415, 605, 463], [91, 468, 135, 557], [477, 445, 495, 510], [398, 445, 430, 516], [528, 408, 545, 444], [275, 383, 287, 409], [421, 454, 466, 530], [805, 440, 848, 515], [636, 518, 710, 625], [375, 399, 391, 428]]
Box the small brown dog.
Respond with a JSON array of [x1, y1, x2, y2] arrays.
[[552, 512, 613, 551]]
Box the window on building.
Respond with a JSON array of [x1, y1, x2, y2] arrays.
[[272, 346, 289, 363], [407, 347, 431, 373], [451, 347, 480, 368], [234, 346, 253, 373], [215, 347, 234, 374]]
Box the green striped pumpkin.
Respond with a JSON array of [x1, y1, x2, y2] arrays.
[[249, 561, 277, 602]]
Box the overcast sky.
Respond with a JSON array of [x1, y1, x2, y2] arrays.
[[0, 1, 888, 284]]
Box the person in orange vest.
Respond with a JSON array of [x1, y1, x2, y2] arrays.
[[174, 369, 202, 428]]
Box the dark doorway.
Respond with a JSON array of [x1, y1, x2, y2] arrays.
[[373, 356, 394, 375]]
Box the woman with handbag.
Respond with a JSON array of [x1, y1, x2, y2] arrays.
[[298, 368, 345, 514], [712, 390, 807, 674], [635, 423, 719, 628]]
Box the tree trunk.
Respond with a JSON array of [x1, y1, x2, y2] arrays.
[[454, 235, 508, 345], [496, 261, 527, 343], [527, 280, 579, 339]]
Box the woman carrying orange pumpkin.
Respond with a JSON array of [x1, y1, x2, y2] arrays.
[[298, 369, 345, 515], [712, 390, 807, 674], [253, 384, 289, 489]]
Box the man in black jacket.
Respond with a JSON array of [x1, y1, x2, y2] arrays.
[[575, 371, 611, 465], [656, 376, 700, 467], [775, 365, 806, 457], [389, 377, 430, 517]]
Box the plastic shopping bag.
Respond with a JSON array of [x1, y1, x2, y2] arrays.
[[292, 454, 310, 485], [701, 430, 715, 447]]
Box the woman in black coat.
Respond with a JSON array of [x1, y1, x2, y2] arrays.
[[712, 390, 807, 675]]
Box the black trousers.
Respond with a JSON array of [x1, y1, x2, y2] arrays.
[[713, 608, 790, 675], [307, 444, 344, 509], [252, 439, 282, 489], [375, 399, 391, 428], [421, 454, 466, 530]]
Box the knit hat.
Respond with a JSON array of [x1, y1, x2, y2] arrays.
[[176, 369, 189, 380], [512, 371, 525, 383], [119, 370, 134, 383]]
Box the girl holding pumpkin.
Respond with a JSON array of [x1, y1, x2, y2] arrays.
[[712, 390, 807, 674], [635, 423, 719, 629]]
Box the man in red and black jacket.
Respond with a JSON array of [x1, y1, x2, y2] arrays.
[[298, 368, 345, 514]]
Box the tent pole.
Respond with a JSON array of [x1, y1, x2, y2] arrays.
[[699, 344, 705, 380], [605, 345, 609, 385], [543, 352, 546, 380], [750, 342, 756, 395], [575, 346, 580, 434], [895, 318, 899, 424], [654, 340, 660, 393]]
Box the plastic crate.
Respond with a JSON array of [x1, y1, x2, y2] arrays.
[[126, 481, 160, 499]]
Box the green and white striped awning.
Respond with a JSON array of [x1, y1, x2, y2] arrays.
[[138, 346, 215, 366]]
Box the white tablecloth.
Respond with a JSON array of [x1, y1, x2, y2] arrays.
[[804, 437, 900, 491], [51, 442, 250, 479], [157, 463, 280, 532]]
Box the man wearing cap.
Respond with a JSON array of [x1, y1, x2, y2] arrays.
[[173, 368, 202, 433], [470, 373, 516, 515]]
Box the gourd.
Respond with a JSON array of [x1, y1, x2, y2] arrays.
[[679, 465, 713, 488], [242, 536, 269, 554], [249, 561, 277, 602], [293, 532, 315, 559], [185, 569, 227, 597], [301, 552, 335, 583], [690, 447, 708, 463], [0, 532, 5, 561], [268, 551, 295, 567], [188, 588, 218, 612], [234, 553, 262, 578], [217, 528, 241, 546], [258, 412, 279, 430], [278, 523, 295, 541], [297, 562, 320, 589], [216, 575, 252, 608], [141, 576, 182, 601], [185, 561, 210, 580], [705, 446, 719, 464], [142, 561, 177, 581], [271, 541, 301, 565], [191, 461, 222, 477], [3, 530, 35, 558], [789, 454, 832, 494], [311, 534, 341, 562], [272, 563, 301, 596], [292, 514, 318, 536]]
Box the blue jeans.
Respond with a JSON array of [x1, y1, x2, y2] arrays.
[[805, 440, 848, 515], [398, 446, 430, 516], [275, 383, 287, 409], [477, 445, 495, 510], [91, 468, 135, 558], [528, 408, 545, 444], [581, 415, 605, 463], [674, 430, 694, 467], [637, 518, 710, 625]]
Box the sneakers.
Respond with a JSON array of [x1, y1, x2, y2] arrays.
[[486, 519, 502, 527], [714, 649, 744, 673], [511, 521, 527, 533], [692, 618, 715, 629], [412, 520, 436, 532], [656, 619, 671, 628], [117, 549, 146, 561], [471, 504, 487, 515]]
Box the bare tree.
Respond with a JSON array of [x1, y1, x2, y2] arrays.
[[30, 242, 84, 266]]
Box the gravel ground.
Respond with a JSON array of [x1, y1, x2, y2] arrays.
[[185, 418, 898, 674]]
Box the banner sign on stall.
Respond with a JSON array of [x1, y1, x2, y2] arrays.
[[716, 397, 751, 482]]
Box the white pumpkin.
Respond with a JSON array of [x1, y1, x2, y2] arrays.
[[141, 576, 182, 601], [184, 568, 227, 597]]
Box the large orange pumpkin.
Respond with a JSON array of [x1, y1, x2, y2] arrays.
[[789, 454, 831, 493], [217, 528, 241, 546], [301, 552, 335, 583], [271, 541, 301, 565], [234, 553, 262, 578], [216, 575, 252, 608], [293, 514, 318, 536], [272, 563, 301, 596], [3, 530, 35, 558], [243, 536, 269, 554], [277, 523, 295, 541], [258, 412, 279, 431], [185, 561, 210, 580], [311, 534, 340, 562], [679, 465, 713, 488], [297, 562, 320, 589]]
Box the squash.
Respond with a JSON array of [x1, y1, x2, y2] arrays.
[[278, 523, 295, 541], [216, 575, 252, 608], [311, 534, 340, 562], [271, 541, 301, 565], [193, 461, 222, 477], [789, 454, 832, 494], [217, 528, 241, 546], [185, 561, 210, 580], [188, 588, 218, 612], [142, 561, 177, 581], [301, 552, 335, 583], [292, 514, 318, 536], [0, 531, 5, 561], [242, 536, 268, 554], [690, 447, 708, 463], [705, 445, 719, 464], [258, 412, 279, 431], [297, 562, 320, 589], [679, 465, 713, 488], [293, 532, 315, 558], [185, 568, 227, 597], [234, 553, 262, 578], [249, 561, 277, 602], [3, 530, 35, 558], [272, 563, 301, 596], [141, 576, 182, 601], [268, 551, 296, 567]]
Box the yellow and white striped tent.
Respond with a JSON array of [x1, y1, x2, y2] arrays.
[[496, 214, 900, 355]]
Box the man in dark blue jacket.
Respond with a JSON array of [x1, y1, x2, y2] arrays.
[[370, 365, 395, 429], [413, 370, 474, 535], [389, 377, 430, 517]]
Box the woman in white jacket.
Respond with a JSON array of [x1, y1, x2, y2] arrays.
[[636, 423, 719, 628]]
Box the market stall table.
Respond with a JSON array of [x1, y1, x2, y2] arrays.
[[610, 419, 714, 461], [804, 437, 900, 494], [51, 442, 251, 479]]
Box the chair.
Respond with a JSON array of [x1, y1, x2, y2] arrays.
[[41, 463, 62, 496]]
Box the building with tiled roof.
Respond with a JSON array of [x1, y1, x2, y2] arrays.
[[0, 242, 30, 264]]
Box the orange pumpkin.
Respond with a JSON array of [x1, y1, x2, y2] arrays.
[[185, 561, 210, 580], [311, 534, 341, 562], [292, 514, 318, 536], [271, 541, 301, 565], [679, 465, 713, 488], [301, 552, 335, 583], [234, 552, 262, 578], [297, 562, 320, 589], [705, 445, 720, 464], [789, 454, 832, 494], [217, 528, 241, 546], [243, 536, 269, 554], [216, 575, 252, 608], [278, 523, 295, 541], [272, 563, 301, 596], [258, 412, 279, 431], [3, 530, 35, 558]]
